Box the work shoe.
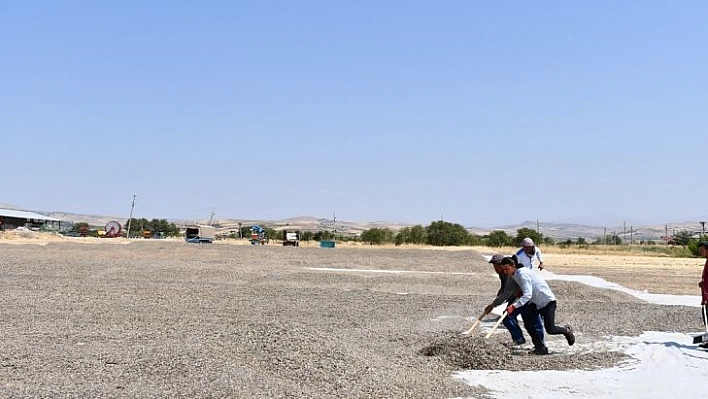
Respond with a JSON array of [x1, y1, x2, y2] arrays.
[[564, 325, 575, 346], [514, 339, 526, 346], [699, 342, 708, 349], [532, 346, 549, 355]]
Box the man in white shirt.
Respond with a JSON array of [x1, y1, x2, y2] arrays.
[[499, 256, 575, 355], [515, 237, 544, 270]]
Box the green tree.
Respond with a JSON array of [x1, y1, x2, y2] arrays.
[[263, 227, 277, 240], [394, 225, 427, 245], [467, 232, 483, 246], [425, 220, 469, 246], [514, 228, 544, 247], [361, 228, 395, 245], [409, 225, 427, 244], [124, 218, 179, 238], [125, 218, 149, 237], [395, 227, 410, 246], [606, 234, 622, 245], [314, 230, 334, 241], [487, 230, 512, 247], [147, 219, 179, 237], [672, 230, 694, 248], [301, 231, 314, 242]]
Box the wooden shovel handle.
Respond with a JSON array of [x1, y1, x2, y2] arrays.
[[484, 311, 508, 339], [462, 311, 489, 335]]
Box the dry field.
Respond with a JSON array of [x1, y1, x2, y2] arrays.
[[0, 235, 703, 398], [470, 246, 703, 296]]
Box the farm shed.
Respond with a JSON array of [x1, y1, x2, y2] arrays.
[[0, 208, 61, 230]]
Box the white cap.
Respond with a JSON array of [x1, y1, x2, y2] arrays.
[[521, 238, 534, 247]]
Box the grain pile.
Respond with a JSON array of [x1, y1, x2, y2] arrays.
[[420, 331, 629, 371]]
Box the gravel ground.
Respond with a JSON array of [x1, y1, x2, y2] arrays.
[[0, 241, 702, 398]]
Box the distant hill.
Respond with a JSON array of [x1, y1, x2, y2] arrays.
[[3, 205, 704, 241], [0, 203, 22, 210]]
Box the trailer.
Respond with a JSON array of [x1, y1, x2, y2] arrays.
[[250, 225, 267, 245], [185, 225, 216, 244], [282, 230, 300, 246]]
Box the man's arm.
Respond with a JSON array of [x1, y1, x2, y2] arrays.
[[511, 272, 532, 308], [536, 248, 544, 270]]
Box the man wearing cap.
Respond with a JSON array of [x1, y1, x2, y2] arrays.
[[698, 242, 708, 348], [483, 254, 544, 346], [516, 237, 545, 270]]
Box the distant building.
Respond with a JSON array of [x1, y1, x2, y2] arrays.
[[0, 208, 61, 230]]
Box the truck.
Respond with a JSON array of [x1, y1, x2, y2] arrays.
[[185, 225, 216, 244], [250, 225, 267, 245], [282, 230, 300, 246]]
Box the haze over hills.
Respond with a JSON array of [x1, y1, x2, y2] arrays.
[[3, 202, 706, 242]]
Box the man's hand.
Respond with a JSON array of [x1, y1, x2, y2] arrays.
[[505, 304, 516, 315], [538, 262, 544, 271]]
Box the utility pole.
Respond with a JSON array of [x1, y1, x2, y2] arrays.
[[332, 211, 337, 242], [701, 221, 706, 237], [126, 194, 136, 238], [623, 221, 627, 246], [208, 207, 216, 226]]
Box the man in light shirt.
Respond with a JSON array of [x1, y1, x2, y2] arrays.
[[498, 256, 574, 355], [515, 237, 544, 270], [483, 254, 544, 346]]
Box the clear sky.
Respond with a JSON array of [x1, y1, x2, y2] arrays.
[[2, 1, 707, 227]]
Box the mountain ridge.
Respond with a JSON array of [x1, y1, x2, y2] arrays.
[[27, 211, 708, 241], [2, 202, 704, 241]]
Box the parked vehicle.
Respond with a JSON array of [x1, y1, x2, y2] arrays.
[[250, 225, 267, 245], [282, 230, 300, 246], [185, 225, 216, 244]]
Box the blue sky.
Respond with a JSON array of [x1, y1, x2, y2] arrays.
[[2, 1, 707, 227]]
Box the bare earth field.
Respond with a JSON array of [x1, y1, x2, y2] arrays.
[[0, 237, 704, 398], [470, 246, 702, 296]]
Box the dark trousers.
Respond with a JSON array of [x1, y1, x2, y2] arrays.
[[502, 298, 525, 343], [520, 301, 568, 348], [503, 299, 544, 344], [532, 301, 568, 335], [518, 304, 546, 349]]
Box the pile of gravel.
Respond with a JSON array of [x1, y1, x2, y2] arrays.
[[419, 330, 630, 371]]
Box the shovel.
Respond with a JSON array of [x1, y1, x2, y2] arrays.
[[692, 305, 708, 344], [462, 311, 489, 335], [484, 310, 508, 339]]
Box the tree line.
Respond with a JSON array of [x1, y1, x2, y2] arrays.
[[67, 218, 707, 256], [360, 221, 546, 247]]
